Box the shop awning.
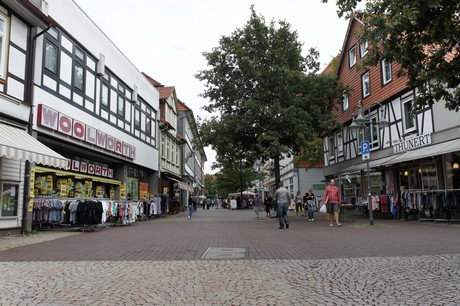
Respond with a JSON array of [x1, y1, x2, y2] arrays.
[[341, 154, 402, 173], [384, 138, 460, 165], [0, 123, 69, 169]]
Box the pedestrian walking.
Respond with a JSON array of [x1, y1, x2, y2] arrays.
[[295, 191, 303, 216], [304, 188, 315, 221], [264, 196, 271, 216], [274, 183, 290, 229], [187, 194, 195, 219], [323, 179, 341, 227], [254, 194, 261, 218]]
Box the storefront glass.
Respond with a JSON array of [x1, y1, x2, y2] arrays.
[[445, 152, 460, 190], [399, 163, 437, 190], [1, 183, 18, 216]]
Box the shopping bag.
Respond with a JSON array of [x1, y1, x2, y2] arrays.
[[320, 204, 327, 213]]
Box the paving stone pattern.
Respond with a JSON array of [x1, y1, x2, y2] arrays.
[[1, 208, 460, 305]]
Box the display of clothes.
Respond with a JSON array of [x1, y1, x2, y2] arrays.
[[33, 198, 64, 223]]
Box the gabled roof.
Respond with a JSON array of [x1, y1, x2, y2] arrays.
[[336, 17, 364, 76], [156, 86, 175, 100], [142, 72, 163, 87]]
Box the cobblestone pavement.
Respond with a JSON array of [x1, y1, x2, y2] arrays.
[[1, 208, 460, 305]]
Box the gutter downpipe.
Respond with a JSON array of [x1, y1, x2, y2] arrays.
[[22, 25, 51, 234]]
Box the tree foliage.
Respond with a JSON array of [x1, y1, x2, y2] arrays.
[[211, 165, 259, 197], [196, 7, 340, 184], [322, 0, 460, 111]]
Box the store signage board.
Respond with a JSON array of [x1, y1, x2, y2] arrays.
[[392, 133, 431, 154], [37, 104, 136, 159]]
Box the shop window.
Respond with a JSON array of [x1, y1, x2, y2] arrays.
[[362, 71, 370, 98], [1, 183, 18, 217], [348, 45, 356, 68]]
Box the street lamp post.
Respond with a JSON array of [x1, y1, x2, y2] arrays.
[[349, 100, 389, 226]]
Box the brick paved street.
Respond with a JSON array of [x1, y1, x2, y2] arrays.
[[1, 208, 460, 305]]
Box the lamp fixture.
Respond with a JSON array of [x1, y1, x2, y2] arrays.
[[404, 170, 409, 176], [453, 162, 459, 169]]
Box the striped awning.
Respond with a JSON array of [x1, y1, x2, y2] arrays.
[[0, 123, 68, 169]]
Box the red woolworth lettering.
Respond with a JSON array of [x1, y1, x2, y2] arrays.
[[107, 169, 113, 178], [38, 104, 58, 130], [122, 143, 129, 157], [80, 162, 88, 173], [130, 145, 136, 159], [95, 166, 102, 176], [58, 114, 72, 135], [106, 136, 115, 151], [87, 164, 95, 175], [86, 126, 97, 145], [101, 167, 108, 177], [115, 139, 123, 155], [73, 121, 85, 140], [71, 160, 80, 172], [96, 130, 107, 148]]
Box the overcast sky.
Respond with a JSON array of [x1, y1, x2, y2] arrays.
[[74, 0, 349, 174]]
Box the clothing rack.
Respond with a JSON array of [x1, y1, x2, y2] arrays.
[[403, 189, 460, 223]]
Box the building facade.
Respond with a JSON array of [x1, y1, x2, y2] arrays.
[[0, 0, 162, 234], [323, 18, 460, 221]]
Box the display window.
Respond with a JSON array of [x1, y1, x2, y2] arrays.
[[32, 166, 120, 199], [1, 183, 19, 217]]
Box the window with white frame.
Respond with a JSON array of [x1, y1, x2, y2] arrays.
[[402, 96, 416, 133], [360, 40, 368, 57], [0, 14, 9, 80], [337, 131, 343, 156], [369, 114, 380, 149], [342, 90, 349, 111], [348, 45, 356, 68], [362, 71, 370, 98], [328, 135, 335, 159], [381, 59, 392, 85]]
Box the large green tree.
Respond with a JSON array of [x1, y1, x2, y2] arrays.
[[196, 7, 339, 186], [322, 0, 460, 111]]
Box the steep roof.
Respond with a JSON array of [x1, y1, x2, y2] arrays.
[[156, 86, 175, 100]]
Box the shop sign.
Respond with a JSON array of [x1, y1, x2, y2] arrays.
[[37, 104, 136, 159], [68, 159, 114, 178], [393, 133, 431, 154]]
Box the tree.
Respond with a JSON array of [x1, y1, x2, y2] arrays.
[[213, 165, 259, 198], [196, 7, 340, 187], [322, 0, 460, 111], [204, 174, 219, 198]]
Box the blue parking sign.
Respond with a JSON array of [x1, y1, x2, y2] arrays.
[[361, 141, 370, 154]]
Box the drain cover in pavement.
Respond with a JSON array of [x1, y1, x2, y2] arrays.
[[201, 247, 247, 259]]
